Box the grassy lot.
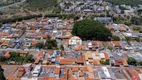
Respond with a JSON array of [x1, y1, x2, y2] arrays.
[[25, 0, 58, 11]]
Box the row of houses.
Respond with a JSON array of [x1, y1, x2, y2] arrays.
[[60, 0, 110, 14], [7, 64, 142, 80]]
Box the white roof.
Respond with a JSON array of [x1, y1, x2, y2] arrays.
[[32, 74, 39, 77], [33, 65, 41, 72], [88, 42, 92, 47], [92, 53, 100, 60], [99, 53, 105, 59], [139, 74, 142, 80], [125, 46, 133, 50], [102, 67, 111, 78], [123, 33, 132, 37], [36, 30, 40, 33], [70, 36, 81, 40], [23, 63, 32, 67], [53, 30, 57, 33], [32, 71, 39, 73], [69, 36, 82, 45], [21, 77, 38, 80], [3, 30, 9, 33]]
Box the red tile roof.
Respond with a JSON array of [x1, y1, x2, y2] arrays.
[[125, 68, 140, 80], [112, 41, 121, 47], [104, 52, 109, 60], [121, 59, 128, 67], [4, 51, 10, 58], [114, 60, 120, 66], [59, 58, 76, 65], [65, 40, 69, 46], [72, 67, 79, 71], [32, 40, 38, 46], [55, 67, 60, 74]]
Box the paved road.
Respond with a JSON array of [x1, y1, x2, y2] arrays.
[[0, 0, 26, 11]]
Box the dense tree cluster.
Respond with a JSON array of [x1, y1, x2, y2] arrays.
[[127, 57, 142, 66], [0, 65, 6, 80], [44, 37, 58, 50], [131, 16, 142, 25], [45, 14, 74, 19], [127, 57, 137, 66], [0, 11, 3, 15], [0, 14, 42, 24], [0, 56, 5, 62], [72, 19, 112, 41], [0, 52, 34, 64], [24, 54, 34, 63], [107, 0, 142, 6], [113, 16, 142, 26], [36, 43, 44, 49], [112, 35, 120, 41], [0, 23, 2, 27], [60, 45, 64, 51]]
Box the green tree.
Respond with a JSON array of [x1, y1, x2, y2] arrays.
[[127, 57, 137, 65], [136, 61, 142, 66], [139, 29, 142, 33], [132, 26, 137, 30], [24, 54, 33, 63], [131, 17, 142, 25], [60, 45, 64, 51], [100, 60, 110, 65], [112, 35, 120, 41], [0, 65, 6, 80], [107, 0, 142, 6], [0, 23, 2, 27], [45, 38, 57, 50], [124, 21, 131, 26], [0, 56, 6, 62], [36, 43, 44, 49], [11, 52, 20, 58], [72, 19, 112, 40], [0, 11, 3, 15], [107, 46, 113, 51], [104, 60, 110, 65]]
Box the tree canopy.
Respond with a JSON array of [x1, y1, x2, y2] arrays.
[[72, 19, 112, 41], [127, 57, 137, 65], [0, 65, 6, 80], [24, 54, 34, 63], [0, 23, 2, 27], [36, 43, 44, 49], [44, 37, 58, 50], [107, 0, 142, 6], [131, 16, 142, 25], [112, 35, 120, 41]]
